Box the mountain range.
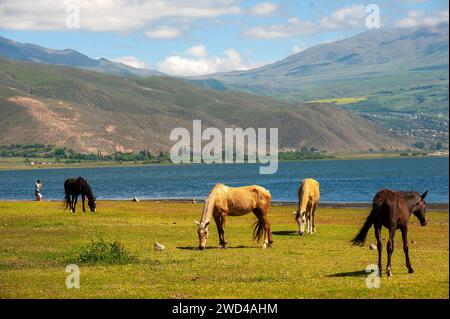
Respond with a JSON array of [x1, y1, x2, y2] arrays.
[[0, 58, 407, 154], [191, 24, 449, 149], [0, 36, 164, 78], [1, 25, 448, 154]]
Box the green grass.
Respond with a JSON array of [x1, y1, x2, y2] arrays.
[[309, 97, 368, 105], [76, 239, 131, 265], [0, 201, 448, 298]]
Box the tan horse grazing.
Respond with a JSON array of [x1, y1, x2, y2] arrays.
[[194, 183, 273, 250], [292, 178, 320, 236]]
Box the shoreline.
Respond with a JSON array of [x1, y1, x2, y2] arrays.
[[2, 199, 448, 210], [0, 154, 448, 171]]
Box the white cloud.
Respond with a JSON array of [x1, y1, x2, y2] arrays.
[[243, 4, 372, 40], [185, 44, 208, 57], [0, 0, 242, 31], [111, 56, 148, 69], [319, 5, 366, 29], [249, 2, 278, 16], [395, 10, 449, 28], [146, 26, 182, 39], [158, 45, 264, 76], [243, 17, 315, 39]]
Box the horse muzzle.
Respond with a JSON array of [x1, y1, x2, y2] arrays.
[[198, 246, 205, 251], [420, 218, 428, 226]]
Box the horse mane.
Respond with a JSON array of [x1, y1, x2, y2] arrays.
[[298, 179, 320, 213], [298, 180, 308, 213], [200, 184, 226, 226], [80, 178, 95, 202]]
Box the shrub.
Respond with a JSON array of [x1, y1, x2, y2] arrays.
[[77, 239, 131, 264]]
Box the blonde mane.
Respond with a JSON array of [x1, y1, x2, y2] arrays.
[[298, 178, 320, 213], [199, 184, 227, 227]]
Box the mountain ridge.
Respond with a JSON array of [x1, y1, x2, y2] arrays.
[[0, 58, 409, 154], [188, 24, 449, 149], [0, 36, 165, 78]]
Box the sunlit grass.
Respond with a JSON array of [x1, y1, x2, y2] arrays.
[[0, 201, 448, 298], [310, 97, 368, 105]]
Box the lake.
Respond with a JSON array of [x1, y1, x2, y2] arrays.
[[0, 157, 448, 203]]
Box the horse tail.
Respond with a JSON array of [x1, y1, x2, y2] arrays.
[[351, 206, 379, 246], [253, 216, 265, 243], [63, 185, 70, 210], [252, 188, 271, 243]]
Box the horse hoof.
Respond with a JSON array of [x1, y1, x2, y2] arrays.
[[387, 271, 392, 277], [408, 268, 414, 274]]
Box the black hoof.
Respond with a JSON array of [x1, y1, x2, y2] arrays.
[[408, 268, 414, 274]]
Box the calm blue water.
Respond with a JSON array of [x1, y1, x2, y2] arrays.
[[0, 157, 448, 203]]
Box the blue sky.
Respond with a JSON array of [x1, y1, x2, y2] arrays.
[[0, 0, 448, 75]]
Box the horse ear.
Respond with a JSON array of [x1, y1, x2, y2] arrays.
[[421, 190, 428, 201], [292, 211, 297, 215], [193, 221, 200, 225]]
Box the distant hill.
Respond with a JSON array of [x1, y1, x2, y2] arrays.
[[0, 36, 164, 77], [0, 58, 408, 154], [191, 25, 449, 149]]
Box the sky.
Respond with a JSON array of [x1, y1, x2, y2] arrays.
[[0, 0, 448, 76]]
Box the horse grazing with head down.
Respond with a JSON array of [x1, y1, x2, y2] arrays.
[[194, 183, 273, 250], [352, 189, 428, 277], [64, 177, 96, 213], [292, 178, 320, 236]]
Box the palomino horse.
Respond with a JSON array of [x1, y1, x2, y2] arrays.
[[352, 189, 428, 277], [64, 177, 96, 213], [195, 183, 273, 250], [292, 178, 320, 235]]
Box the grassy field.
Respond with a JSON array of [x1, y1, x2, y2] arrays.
[[309, 97, 368, 105], [0, 201, 448, 299]]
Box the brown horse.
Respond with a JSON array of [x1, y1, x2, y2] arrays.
[[352, 189, 428, 277], [292, 178, 320, 236], [195, 183, 273, 250], [64, 177, 96, 213]]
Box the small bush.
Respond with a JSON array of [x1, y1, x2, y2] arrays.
[[77, 239, 131, 264]]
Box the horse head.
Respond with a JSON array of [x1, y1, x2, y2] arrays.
[[88, 196, 97, 212], [412, 191, 428, 226], [292, 210, 306, 236], [194, 220, 210, 250]]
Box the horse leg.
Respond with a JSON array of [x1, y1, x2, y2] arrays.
[[82, 194, 86, 212], [70, 195, 75, 213], [312, 204, 317, 234], [262, 207, 273, 247], [213, 212, 226, 248], [375, 225, 382, 277], [73, 195, 78, 213], [386, 228, 396, 277], [401, 226, 414, 274], [307, 211, 312, 234], [220, 213, 228, 248]]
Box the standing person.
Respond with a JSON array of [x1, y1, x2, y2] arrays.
[[35, 180, 43, 201]]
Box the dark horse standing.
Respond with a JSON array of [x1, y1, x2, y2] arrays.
[[352, 189, 428, 277], [64, 177, 96, 213]]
